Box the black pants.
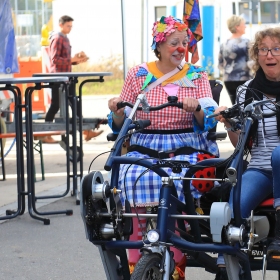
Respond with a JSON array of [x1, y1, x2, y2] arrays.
[[224, 81, 246, 105], [45, 83, 81, 122]]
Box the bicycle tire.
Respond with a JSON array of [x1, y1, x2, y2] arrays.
[[131, 253, 171, 280]]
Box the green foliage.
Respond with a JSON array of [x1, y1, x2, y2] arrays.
[[72, 54, 124, 95]]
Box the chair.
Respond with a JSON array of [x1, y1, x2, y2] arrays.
[[207, 80, 227, 141], [209, 79, 223, 105]]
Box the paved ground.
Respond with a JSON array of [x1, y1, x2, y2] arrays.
[[0, 91, 235, 212], [0, 90, 278, 279]]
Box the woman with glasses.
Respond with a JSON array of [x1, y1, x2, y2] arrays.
[[214, 27, 280, 280], [218, 15, 253, 105]]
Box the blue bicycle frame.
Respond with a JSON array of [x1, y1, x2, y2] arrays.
[[81, 97, 277, 280], [105, 119, 252, 280]]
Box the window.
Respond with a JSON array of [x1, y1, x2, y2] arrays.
[[238, 1, 278, 24], [261, 2, 277, 23], [10, 0, 53, 57], [155, 6, 166, 22], [11, 0, 52, 36]]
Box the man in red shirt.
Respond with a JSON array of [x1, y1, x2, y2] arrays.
[[44, 15, 102, 143]]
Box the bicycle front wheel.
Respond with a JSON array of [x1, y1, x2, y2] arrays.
[[131, 253, 171, 280]]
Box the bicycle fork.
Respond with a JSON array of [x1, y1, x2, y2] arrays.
[[155, 177, 176, 278], [161, 247, 171, 280]]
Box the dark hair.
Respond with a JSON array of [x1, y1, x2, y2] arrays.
[[59, 15, 74, 24], [154, 49, 161, 60]]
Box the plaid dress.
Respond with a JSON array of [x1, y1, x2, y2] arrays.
[[110, 63, 219, 207]]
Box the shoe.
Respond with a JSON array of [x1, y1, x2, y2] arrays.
[[83, 130, 104, 141], [267, 210, 280, 261], [172, 255, 186, 280], [39, 136, 59, 144], [59, 140, 67, 152], [267, 239, 280, 260], [59, 137, 83, 162], [215, 267, 228, 280], [129, 263, 135, 274], [59, 140, 72, 158], [172, 267, 185, 280]]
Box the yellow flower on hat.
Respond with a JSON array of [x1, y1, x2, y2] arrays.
[[157, 23, 167, 32]]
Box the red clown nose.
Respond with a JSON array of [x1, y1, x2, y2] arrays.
[[177, 47, 185, 53]]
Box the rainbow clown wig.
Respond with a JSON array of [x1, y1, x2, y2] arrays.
[[151, 16, 190, 53]]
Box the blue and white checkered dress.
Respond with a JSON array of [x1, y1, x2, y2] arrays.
[[118, 131, 219, 207]]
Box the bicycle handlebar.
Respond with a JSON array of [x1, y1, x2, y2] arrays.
[[105, 97, 201, 171], [117, 101, 201, 112], [207, 98, 278, 120]]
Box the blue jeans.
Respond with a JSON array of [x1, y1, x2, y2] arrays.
[[229, 145, 280, 218], [217, 145, 280, 265]]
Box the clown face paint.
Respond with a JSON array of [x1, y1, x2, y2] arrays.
[[157, 30, 188, 71], [177, 47, 185, 53]]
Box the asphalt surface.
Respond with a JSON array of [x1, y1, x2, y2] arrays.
[[0, 93, 278, 279]]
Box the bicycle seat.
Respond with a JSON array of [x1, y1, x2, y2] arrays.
[[259, 198, 274, 207]]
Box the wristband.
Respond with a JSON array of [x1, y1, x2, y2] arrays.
[[224, 125, 234, 132], [112, 112, 124, 119]]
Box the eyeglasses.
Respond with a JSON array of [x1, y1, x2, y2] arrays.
[[258, 47, 280, 56]]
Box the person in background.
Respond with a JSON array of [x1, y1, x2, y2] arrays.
[[215, 27, 280, 280], [108, 15, 219, 279], [43, 15, 103, 144], [218, 15, 253, 105]]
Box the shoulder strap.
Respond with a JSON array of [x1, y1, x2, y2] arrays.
[[142, 61, 186, 93], [244, 79, 260, 152], [244, 79, 263, 108], [244, 80, 254, 107]]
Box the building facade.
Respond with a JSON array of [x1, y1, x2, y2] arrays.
[[9, 0, 280, 76]]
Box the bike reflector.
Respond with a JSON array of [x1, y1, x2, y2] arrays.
[[192, 153, 216, 193]]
